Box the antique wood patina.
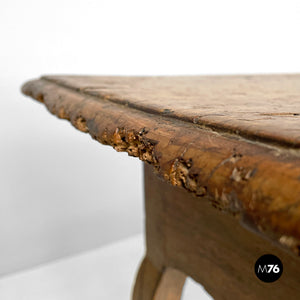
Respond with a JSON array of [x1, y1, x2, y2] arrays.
[[22, 75, 300, 299]]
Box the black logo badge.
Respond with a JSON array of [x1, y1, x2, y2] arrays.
[[254, 254, 283, 282]]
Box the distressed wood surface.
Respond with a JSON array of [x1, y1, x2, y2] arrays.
[[143, 163, 300, 300], [36, 74, 300, 147], [22, 75, 300, 256]]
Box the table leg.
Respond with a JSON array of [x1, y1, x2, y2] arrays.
[[133, 256, 185, 300], [132, 163, 300, 300]]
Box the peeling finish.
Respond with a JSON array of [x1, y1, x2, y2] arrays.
[[209, 152, 243, 179], [74, 116, 88, 132], [169, 158, 207, 196], [279, 235, 300, 255], [21, 77, 300, 256], [212, 189, 242, 215], [110, 127, 158, 164], [58, 106, 68, 119], [230, 167, 255, 182]]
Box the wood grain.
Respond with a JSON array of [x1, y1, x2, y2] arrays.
[[22, 75, 300, 256], [132, 257, 163, 300], [153, 268, 185, 300], [144, 163, 300, 300], [132, 257, 185, 300], [40, 74, 300, 148]]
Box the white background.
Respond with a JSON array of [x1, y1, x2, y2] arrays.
[[0, 0, 300, 295]]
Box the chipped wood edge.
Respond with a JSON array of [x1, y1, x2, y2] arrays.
[[22, 78, 300, 256]]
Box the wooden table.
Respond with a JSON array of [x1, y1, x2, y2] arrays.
[[22, 75, 300, 300]]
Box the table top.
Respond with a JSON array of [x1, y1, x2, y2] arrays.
[[22, 74, 300, 255]]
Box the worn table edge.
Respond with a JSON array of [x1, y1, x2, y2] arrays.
[[22, 76, 300, 257]]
